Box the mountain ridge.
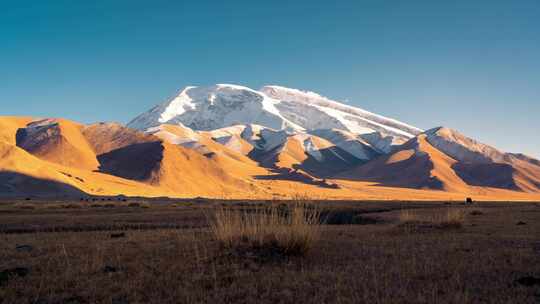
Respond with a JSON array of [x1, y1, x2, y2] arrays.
[[1, 83, 539, 200]]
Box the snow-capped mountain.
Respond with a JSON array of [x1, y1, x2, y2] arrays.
[[2, 106, 540, 199], [128, 84, 303, 132], [424, 127, 507, 164], [260, 86, 422, 138], [128, 84, 422, 156]]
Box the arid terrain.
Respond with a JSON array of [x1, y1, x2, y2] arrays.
[[1, 198, 539, 304], [2, 115, 540, 202], [3, 1, 540, 303]]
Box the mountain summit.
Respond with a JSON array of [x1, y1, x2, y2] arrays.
[[128, 84, 421, 153]]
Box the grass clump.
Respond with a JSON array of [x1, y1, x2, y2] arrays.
[[399, 208, 465, 232], [210, 203, 321, 259], [15, 203, 36, 210], [127, 202, 150, 208]]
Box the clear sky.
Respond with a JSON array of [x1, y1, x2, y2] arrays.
[[1, 0, 539, 158]]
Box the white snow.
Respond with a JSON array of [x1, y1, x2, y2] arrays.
[[128, 84, 304, 132], [158, 86, 197, 123], [213, 135, 244, 153], [145, 124, 200, 146], [128, 83, 423, 162], [261, 85, 422, 138], [308, 129, 379, 160], [302, 137, 324, 162], [425, 127, 506, 164]]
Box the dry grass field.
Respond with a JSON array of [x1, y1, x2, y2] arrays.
[[1, 198, 539, 303]]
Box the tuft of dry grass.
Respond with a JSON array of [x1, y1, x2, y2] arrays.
[[437, 208, 465, 229], [399, 208, 465, 231], [210, 203, 321, 258], [399, 209, 418, 223], [127, 202, 151, 208], [14, 203, 36, 210]]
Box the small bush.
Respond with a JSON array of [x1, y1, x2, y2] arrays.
[[210, 203, 321, 259], [16, 204, 36, 210], [171, 202, 193, 208], [469, 210, 484, 216]]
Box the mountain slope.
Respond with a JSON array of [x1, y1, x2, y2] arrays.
[[0, 116, 34, 145], [83, 122, 156, 155], [338, 134, 469, 192], [82, 122, 264, 196], [424, 127, 506, 164], [425, 127, 540, 192], [260, 85, 422, 138], [15, 119, 100, 171], [308, 129, 380, 160], [0, 138, 169, 198], [339, 127, 540, 193], [147, 124, 269, 179]]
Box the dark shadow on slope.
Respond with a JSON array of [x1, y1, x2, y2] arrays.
[[452, 162, 520, 191], [249, 143, 365, 179], [0, 171, 88, 198], [254, 168, 340, 189], [334, 149, 446, 190], [15, 121, 61, 153], [97, 141, 164, 181], [247, 143, 281, 169], [298, 146, 366, 178]]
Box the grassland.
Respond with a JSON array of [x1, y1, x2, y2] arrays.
[[1, 198, 539, 303]]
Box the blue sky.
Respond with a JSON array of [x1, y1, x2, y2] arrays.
[[1, 0, 539, 158]]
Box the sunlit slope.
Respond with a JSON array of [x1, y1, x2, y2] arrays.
[[16, 119, 100, 171], [149, 124, 270, 179], [0, 116, 35, 145], [1, 118, 260, 198], [0, 140, 162, 197]]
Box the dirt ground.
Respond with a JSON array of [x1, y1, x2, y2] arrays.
[[1, 199, 539, 303]]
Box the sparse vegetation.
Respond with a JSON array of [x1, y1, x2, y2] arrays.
[[210, 203, 321, 258], [0, 199, 539, 303]]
